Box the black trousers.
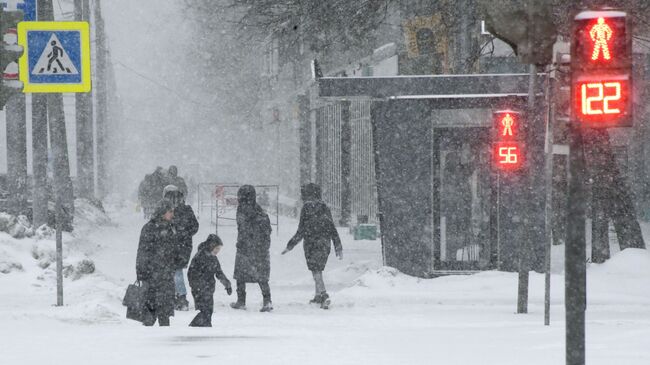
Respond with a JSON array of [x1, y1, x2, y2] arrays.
[[189, 310, 212, 327], [142, 308, 170, 327], [190, 291, 214, 327], [236, 281, 271, 303]]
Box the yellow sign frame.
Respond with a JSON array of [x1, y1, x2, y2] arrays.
[[17, 21, 91, 93]]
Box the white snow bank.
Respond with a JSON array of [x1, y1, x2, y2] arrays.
[[337, 248, 650, 309]]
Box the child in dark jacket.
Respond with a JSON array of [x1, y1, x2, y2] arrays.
[[188, 234, 232, 327]]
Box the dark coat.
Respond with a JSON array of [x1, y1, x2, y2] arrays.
[[172, 204, 199, 269], [188, 240, 231, 312], [287, 184, 342, 272], [233, 185, 272, 283], [136, 218, 178, 317]]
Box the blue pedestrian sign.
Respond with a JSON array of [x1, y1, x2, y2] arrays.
[[17, 21, 91, 93]]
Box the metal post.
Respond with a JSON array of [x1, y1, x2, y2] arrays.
[[544, 67, 553, 326], [340, 100, 351, 227], [55, 198, 63, 306], [518, 64, 538, 314], [566, 122, 587, 365]]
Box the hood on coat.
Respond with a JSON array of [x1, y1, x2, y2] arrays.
[[198, 234, 223, 253], [168, 165, 178, 178], [301, 183, 322, 202], [152, 198, 174, 220], [163, 184, 184, 207], [238, 185, 256, 206]]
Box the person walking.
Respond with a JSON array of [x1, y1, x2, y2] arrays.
[[163, 185, 199, 311], [230, 185, 273, 312], [136, 199, 179, 326], [166, 165, 188, 198], [282, 183, 342, 309], [187, 234, 232, 327]]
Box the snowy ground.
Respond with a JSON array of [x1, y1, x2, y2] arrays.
[[1, 201, 649, 365]]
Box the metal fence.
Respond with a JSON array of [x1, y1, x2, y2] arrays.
[[350, 100, 379, 224], [313, 100, 378, 225], [196, 183, 280, 235], [315, 103, 343, 220]]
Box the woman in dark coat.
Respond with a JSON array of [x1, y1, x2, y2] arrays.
[[136, 199, 178, 326], [282, 183, 342, 308], [187, 234, 232, 327], [164, 185, 199, 311], [230, 185, 273, 312]]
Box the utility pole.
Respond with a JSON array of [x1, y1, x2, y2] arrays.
[[95, 0, 108, 199], [74, 0, 94, 199]]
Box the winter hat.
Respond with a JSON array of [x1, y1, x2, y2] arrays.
[[237, 185, 256, 206], [163, 184, 184, 207], [152, 199, 174, 220], [163, 184, 179, 197], [301, 183, 322, 202], [199, 234, 223, 252]]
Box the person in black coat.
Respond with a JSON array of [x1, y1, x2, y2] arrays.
[[136, 199, 179, 326], [164, 185, 199, 311], [187, 234, 232, 327], [166, 165, 188, 198], [230, 185, 273, 312], [282, 183, 342, 308]]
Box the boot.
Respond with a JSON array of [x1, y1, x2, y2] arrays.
[[309, 294, 324, 304], [260, 300, 273, 312], [231, 284, 246, 310], [175, 295, 189, 311], [230, 301, 246, 310], [320, 292, 331, 310]]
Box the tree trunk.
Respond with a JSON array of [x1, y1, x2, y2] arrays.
[[74, 0, 95, 199], [95, 0, 109, 199], [5, 93, 28, 215]]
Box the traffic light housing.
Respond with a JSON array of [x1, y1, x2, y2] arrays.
[[493, 110, 524, 171], [0, 7, 24, 109], [571, 10, 632, 128]]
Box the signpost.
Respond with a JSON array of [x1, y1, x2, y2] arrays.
[[17, 21, 91, 93], [15, 20, 92, 308], [566, 9, 633, 365]]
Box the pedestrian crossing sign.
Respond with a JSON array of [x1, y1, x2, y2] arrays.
[[17, 21, 91, 93]]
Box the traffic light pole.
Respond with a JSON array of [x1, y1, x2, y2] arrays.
[[543, 67, 553, 326], [566, 122, 587, 365], [517, 64, 539, 314]]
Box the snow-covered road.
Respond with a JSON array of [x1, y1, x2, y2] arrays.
[[1, 202, 650, 365]]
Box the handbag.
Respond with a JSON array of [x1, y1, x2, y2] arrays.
[[123, 281, 146, 322]]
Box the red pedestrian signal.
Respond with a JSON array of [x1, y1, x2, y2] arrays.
[[493, 110, 523, 172], [572, 10, 632, 128]]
